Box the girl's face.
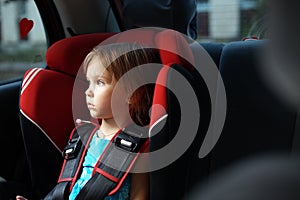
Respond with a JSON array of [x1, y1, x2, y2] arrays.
[[85, 56, 116, 120]]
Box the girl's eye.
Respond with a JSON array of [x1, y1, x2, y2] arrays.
[[97, 80, 105, 86]]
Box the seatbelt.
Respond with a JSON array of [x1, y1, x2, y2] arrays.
[[44, 121, 148, 200], [44, 122, 97, 200]]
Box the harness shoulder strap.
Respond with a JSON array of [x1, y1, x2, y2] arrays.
[[44, 121, 98, 200], [75, 124, 149, 200], [44, 122, 148, 200]]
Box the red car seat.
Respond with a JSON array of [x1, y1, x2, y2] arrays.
[[19, 28, 213, 199]]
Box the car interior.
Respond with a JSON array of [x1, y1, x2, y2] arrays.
[[0, 0, 300, 200]]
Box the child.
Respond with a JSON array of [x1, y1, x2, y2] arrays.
[[17, 42, 161, 200]]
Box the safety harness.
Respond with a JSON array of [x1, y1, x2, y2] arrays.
[[44, 120, 148, 200]]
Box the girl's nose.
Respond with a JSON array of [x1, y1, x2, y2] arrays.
[[85, 87, 94, 97]]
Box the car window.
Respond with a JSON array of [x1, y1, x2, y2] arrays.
[[196, 0, 266, 42], [0, 0, 47, 83]]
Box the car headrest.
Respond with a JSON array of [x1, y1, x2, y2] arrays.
[[46, 33, 116, 77], [46, 29, 193, 77]]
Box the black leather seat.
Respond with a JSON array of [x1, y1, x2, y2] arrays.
[[210, 40, 297, 172]]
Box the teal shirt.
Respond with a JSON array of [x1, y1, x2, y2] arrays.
[[69, 134, 131, 200]]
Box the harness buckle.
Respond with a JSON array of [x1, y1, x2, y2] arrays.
[[115, 136, 137, 152], [114, 126, 147, 153], [62, 136, 82, 159]]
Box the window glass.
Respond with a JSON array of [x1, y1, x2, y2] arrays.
[[0, 0, 47, 83], [196, 0, 266, 42]]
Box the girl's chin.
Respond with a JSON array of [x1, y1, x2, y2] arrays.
[[89, 112, 110, 120], [89, 111, 99, 119]]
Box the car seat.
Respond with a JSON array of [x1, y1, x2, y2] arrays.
[[19, 28, 217, 199], [209, 40, 298, 173]]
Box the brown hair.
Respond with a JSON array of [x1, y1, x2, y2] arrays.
[[82, 43, 161, 126]]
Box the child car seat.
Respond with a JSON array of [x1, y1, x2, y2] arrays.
[[19, 28, 216, 199]]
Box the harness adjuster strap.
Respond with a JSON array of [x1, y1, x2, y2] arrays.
[[62, 136, 82, 159]]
